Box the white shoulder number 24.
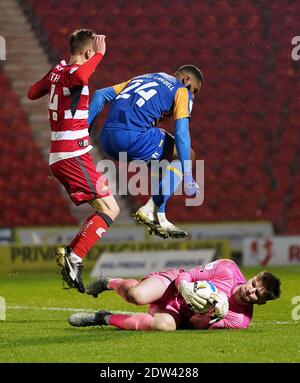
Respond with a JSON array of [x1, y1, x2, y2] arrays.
[[116, 80, 159, 107]]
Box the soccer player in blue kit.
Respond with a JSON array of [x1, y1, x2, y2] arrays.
[[88, 65, 203, 239]]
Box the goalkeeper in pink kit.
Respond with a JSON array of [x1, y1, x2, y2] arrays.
[[68, 259, 281, 331]]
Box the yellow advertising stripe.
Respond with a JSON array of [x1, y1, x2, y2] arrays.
[[0, 240, 231, 275]]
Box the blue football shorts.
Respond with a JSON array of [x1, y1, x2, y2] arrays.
[[99, 128, 174, 162]]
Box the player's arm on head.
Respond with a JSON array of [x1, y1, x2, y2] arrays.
[[88, 80, 130, 131], [71, 34, 106, 85], [70, 53, 103, 86], [28, 73, 48, 100]]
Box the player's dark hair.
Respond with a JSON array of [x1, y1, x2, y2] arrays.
[[258, 272, 281, 301], [177, 64, 204, 84], [69, 29, 95, 54]]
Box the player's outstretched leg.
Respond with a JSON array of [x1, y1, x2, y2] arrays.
[[85, 274, 109, 297], [68, 311, 177, 331], [87, 275, 168, 307], [86, 277, 139, 301], [68, 311, 154, 330], [68, 310, 111, 327]]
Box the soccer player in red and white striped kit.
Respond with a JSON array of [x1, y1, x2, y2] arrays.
[[28, 30, 119, 293]]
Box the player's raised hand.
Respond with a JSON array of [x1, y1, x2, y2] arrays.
[[93, 34, 106, 55]]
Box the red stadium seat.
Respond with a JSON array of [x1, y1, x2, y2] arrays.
[[4, 1, 297, 232], [0, 68, 75, 227]]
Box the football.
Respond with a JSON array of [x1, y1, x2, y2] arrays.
[[192, 280, 218, 313]]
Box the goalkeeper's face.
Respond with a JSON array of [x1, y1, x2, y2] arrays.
[[239, 277, 268, 305]]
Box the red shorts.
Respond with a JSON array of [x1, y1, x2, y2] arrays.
[[50, 153, 111, 205]]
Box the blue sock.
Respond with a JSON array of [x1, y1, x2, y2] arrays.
[[152, 160, 183, 213]]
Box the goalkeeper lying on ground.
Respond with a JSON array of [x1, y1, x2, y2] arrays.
[[68, 259, 281, 331]]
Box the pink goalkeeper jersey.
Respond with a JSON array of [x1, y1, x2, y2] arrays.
[[148, 259, 253, 329], [175, 259, 253, 329]]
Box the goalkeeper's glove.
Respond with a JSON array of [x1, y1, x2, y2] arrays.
[[178, 280, 207, 312], [208, 291, 229, 325]]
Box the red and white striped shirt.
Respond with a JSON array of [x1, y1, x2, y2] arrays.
[[28, 53, 103, 165]]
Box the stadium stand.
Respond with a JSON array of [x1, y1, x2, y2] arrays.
[[4, 0, 300, 233], [0, 69, 76, 226], [0, 0, 132, 226]]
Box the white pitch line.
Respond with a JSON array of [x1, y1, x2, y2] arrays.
[[251, 321, 295, 325], [7, 305, 137, 315], [267, 321, 295, 324], [7, 305, 96, 312]]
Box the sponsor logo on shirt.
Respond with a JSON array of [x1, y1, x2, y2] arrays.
[[78, 139, 89, 148]]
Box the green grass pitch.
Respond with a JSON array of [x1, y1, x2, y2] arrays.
[[0, 266, 299, 363]]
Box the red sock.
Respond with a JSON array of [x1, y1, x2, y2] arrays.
[[108, 313, 153, 330], [69, 213, 111, 259], [107, 278, 139, 302]]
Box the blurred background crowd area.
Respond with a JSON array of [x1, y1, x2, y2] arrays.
[[0, 0, 299, 236]]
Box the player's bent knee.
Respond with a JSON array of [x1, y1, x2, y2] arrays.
[[90, 196, 120, 221], [104, 198, 120, 219], [126, 287, 149, 305], [109, 203, 120, 220], [151, 315, 177, 331]]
